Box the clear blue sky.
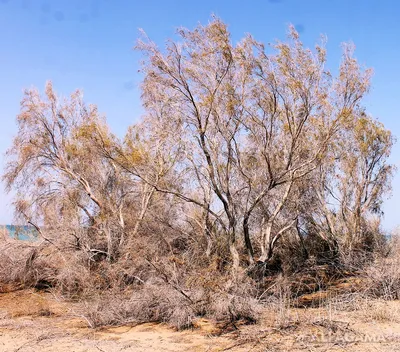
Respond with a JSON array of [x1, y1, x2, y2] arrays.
[[1, 0, 399, 230]]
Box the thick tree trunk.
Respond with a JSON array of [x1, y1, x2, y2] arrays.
[[259, 222, 273, 262], [259, 218, 297, 263], [228, 225, 240, 276], [243, 215, 254, 264], [229, 241, 240, 278]]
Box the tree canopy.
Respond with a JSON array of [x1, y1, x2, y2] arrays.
[[3, 18, 394, 275]]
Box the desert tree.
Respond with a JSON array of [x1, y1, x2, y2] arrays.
[[136, 18, 381, 271], [306, 44, 394, 255], [246, 40, 378, 261], [236, 27, 335, 263], [137, 19, 249, 273], [111, 115, 186, 252], [4, 18, 394, 280], [3, 82, 131, 261], [315, 114, 393, 254]]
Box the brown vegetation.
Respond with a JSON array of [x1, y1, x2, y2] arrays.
[[0, 18, 396, 335]]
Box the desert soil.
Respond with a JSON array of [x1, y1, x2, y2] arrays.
[[1, 289, 400, 351]]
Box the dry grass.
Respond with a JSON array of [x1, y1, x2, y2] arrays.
[[361, 300, 400, 323]]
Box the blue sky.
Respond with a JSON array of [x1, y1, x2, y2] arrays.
[[0, 0, 399, 230]]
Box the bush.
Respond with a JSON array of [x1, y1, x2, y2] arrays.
[[81, 284, 195, 329], [363, 237, 400, 300], [80, 268, 261, 329]]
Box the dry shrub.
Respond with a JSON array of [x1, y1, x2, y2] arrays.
[[187, 263, 261, 323], [81, 284, 195, 329], [81, 293, 134, 328], [364, 260, 400, 300], [0, 234, 43, 290], [206, 286, 260, 323], [361, 300, 400, 323], [264, 278, 295, 328], [363, 235, 400, 300], [131, 283, 195, 329], [255, 261, 347, 305], [328, 294, 400, 323], [81, 267, 261, 330], [53, 258, 94, 299], [326, 292, 367, 313], [0, 234, 105, 298], [0, 235, 92, 296]]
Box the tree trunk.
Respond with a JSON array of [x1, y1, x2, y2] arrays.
[[259, 222, 273, 262], [228, 224, 240, 276], [243, 215, 254, 264], [229, 239, 240, 276]]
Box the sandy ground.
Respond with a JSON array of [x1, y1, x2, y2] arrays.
[[1, 289, 400, 351]]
